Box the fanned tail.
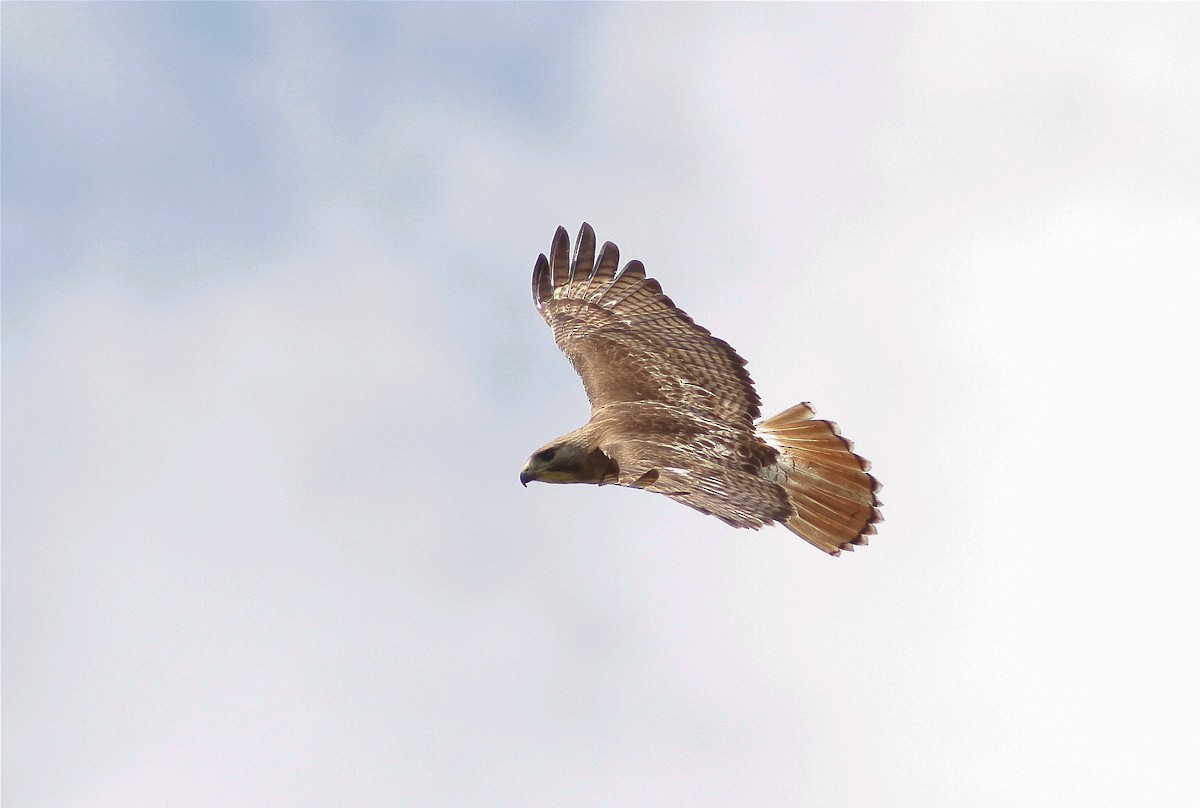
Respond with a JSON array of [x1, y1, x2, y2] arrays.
[[757, 403, 882, 556]]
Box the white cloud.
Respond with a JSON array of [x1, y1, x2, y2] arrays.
[[5, 3, 1199, 806]]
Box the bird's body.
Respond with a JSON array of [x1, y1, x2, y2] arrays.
[[521, 223, 881, 555]]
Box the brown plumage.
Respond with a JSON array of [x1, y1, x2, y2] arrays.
[[520, 223, 881, 555]]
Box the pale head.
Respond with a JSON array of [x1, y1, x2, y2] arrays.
[[520, 435, 618, 487]]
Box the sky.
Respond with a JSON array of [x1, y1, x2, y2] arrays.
[[4, 3, 1199, 806]]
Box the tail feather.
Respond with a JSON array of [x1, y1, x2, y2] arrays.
[[757, 403, 882, 556], [784, 461, 874, 502]]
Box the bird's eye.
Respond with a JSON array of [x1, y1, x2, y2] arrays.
[[537, 448, 557, 462]]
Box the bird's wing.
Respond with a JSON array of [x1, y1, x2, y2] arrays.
[[532, 223, 762, 429]]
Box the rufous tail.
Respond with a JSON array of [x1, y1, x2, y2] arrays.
[[757, 403, 882, 556]]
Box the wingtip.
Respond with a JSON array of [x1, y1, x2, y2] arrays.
[[616, 258, 645, 281], [532, 252, 551, 308], [572, 223, 597, 279], [550, 226, 571, 286], [590, 239, 619, 282]]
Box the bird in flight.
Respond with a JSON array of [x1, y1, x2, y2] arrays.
[[520, 224, 881, 555]]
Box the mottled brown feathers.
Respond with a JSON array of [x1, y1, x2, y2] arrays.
[[533, 225, 761, 428], [525, 223, 882, 555]]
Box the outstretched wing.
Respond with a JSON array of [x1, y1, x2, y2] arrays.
[[532, 223, 761, 429], [532, 223, 786, 528]]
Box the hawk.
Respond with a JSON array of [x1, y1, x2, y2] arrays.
[[520, 223, 881, 555]]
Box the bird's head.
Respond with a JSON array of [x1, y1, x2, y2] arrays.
[[520, 438, 618, 487]]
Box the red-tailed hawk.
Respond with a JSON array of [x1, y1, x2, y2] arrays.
[[520, 223, 881, 555]]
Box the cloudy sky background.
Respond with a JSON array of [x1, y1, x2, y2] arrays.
[[5, 3, 1199, 806]]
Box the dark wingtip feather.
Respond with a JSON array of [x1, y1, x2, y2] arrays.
[[572, 223, 596, 281], [591, 240, 620, 281], [616, 259, 645, 281], [550, 226, 571, 287], [533, 253, 551, 308]]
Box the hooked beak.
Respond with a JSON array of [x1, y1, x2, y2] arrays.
[[520, 469, 533, 487]]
